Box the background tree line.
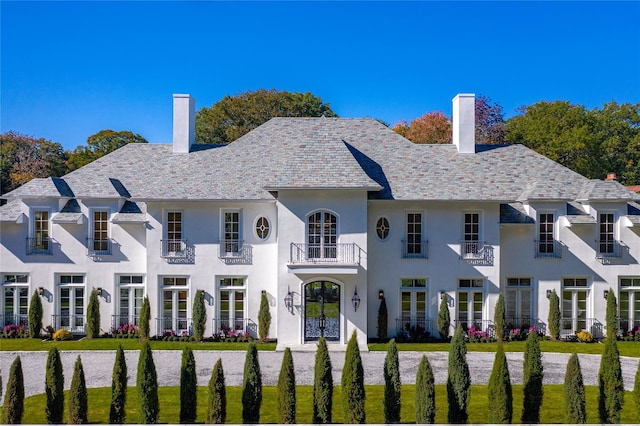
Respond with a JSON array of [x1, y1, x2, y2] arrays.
[[2, 88, 639, 195]]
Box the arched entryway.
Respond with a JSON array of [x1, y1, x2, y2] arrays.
[[304, 281, 340, 342]]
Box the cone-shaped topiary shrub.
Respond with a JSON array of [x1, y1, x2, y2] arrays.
[[383, 338, 401, 423], [207, 358, 226, 424], [277, 347, 296, 424], [28, 290, 43, 338], [180, 347, 197, 423], [68, 355, 88, 424], [522, 329, 544, 423], [313, 337, 333, 424], [86, 288, 100, 339], [342, 330, 365, 424], [634, 361, 640, 422], [258, 291, 271, 342], [565, 352, 586, 424], [109, 345, 127, 424], [192, 290, 207, 341], [415, 355, 435, 424], [487, 344, 512, 424], [437, 295, 450, 340], [3, 356, 24, 424], [45, 347, 65, 424], [605, 287, 617, 339], [598, 288, 624, 424], [377, 297, 388, 340], [242, 343, 262, 423], [548, 289, 560, 340], [447, 324, 470, 424], [137, 341, 159, 424], [139, 296, 151, 341], [494, 293, 505, 343]]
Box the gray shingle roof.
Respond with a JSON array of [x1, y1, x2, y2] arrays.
[[0, 200, 25, 223], [112, 201, 147, 223], [3, 117, 639, 203], [51, 199, 84, 224]]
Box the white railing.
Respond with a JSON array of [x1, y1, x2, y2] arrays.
[[290, 243, 360, 265]]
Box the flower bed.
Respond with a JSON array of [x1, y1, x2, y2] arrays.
[[1, 324, 27, 338]]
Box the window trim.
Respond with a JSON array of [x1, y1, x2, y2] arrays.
[[254, 215, 271, 240], [376, 216, 390, 241]]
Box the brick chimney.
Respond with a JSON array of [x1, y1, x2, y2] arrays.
[[452, 93, 475, 154], [606, 172, 617, 181], [173, 94, 195, 154]]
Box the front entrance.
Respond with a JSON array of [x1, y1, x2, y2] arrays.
[[304, 281, 340, 342]]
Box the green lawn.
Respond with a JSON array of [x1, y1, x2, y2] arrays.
[[19, 384, 640, 424]]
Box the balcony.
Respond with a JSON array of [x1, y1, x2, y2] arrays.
[[26, 237, 52, 255], [595, 240, 623, 260], [454, 319, 496, 339], [161, 239, 188, 258], [534, 240, 562, 259], [560, 317, 603, 339], [212, 318, 257, 338], [1, 313, 28, 328], [401, 239, 428, 259], [51, 314, 86, 333], [111, 314, 140, 329], [395, 317, 432, 340], [289, 243, 360, 264], [460, 240, 490, 261], [87, 238, 112, 256], [504, 316, 546, 335], [155, 317, 191, 337]]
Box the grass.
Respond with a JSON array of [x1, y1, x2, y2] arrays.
[[19, 384, 640, 424]]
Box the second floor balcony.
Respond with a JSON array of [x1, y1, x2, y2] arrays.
[[534, 239, 562, 259], [87, 238, 112, 256], [596, 240, 623, 259], [161, 239, 188, 258], [26, 237, 52, 255], [460, 240, 489, 261], [289, 242, 360, 265]]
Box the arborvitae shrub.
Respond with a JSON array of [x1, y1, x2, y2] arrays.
[[377, 297, 388, 340], [522, 329, 544, 423], [383, 338, 401, 423], [68, 355, 88, 424], [634, 362, 640, 422], [206, 358, 226, 424], [494, 293, 505, 343], [139, 296, 151, 341], [598, 336, 624, 423], [415, 355, 435, 424], [3, 356, 24, 424], [487, 344, 512, 424], [45, 347, 65, 424], [313, 337, 333, 424], [192, 290, 207, 341], [437, 295, 450, 340], [137, 341, 159, 424], [277, 347, 296, 424], [342, 330, 365, 424], [28, 290, 43, 338], [605, 287, 617, 339], [258, 292, 271, 342], [447, 324, 470, 424], [565, 353, 586, 424], [86, 288, 100, 339], [242, 343, 262, 423], [548, 290, 560, 340], [109, 345, 128, 424], [180, 347, 197, 423]]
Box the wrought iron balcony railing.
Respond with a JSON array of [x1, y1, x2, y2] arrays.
[[1, 314, 28, 328], [289, 243, 360, 265], [51, 314, 86, 333], [401, 239, 428, 259], [212, 318, 257, 338], [454, 319, 496, 339], [218, 240, 246, 259], [534, 239, 562, 258], [504, 316, 546, 335], [111, 314, 140, 329], [87, 238, 112, 256], [560, 317, 603, 338], [26, 237, 52, 255], [596, 240, 623, 259], [395, 317, 432, 336], [161, 239, 188, 258], [460, 240, 487, 260], [155, 317, 191, 337]]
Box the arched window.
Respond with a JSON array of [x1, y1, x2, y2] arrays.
[[307, 211, 337, 259]]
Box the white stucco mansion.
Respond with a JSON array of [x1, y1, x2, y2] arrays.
[[2, 93, 640, 349]]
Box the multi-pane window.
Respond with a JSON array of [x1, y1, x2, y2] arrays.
[[161, 277, 188, 335], [457, 279, 483, 329], [219, 277, 245, 333], [2, 274, 29, 327], [376, 217, 390, 241], [598, 213, 615, 254], [462, 212, 481, 258], [91, 210, 110, 254], [58, 275, 85, 332], [117, 275, 144, 327], [400, 278, 427, 331], [255, 216, 270, 240], [505, 278, 532, 328], [562, 278, 589, 334], [224, 211, 240, 253], [406, 213, 423, 256], [308, 211, 337, 259], [537, 213, 555, 255], [620, 278, 640, 333], [28, 210, 50, 254]]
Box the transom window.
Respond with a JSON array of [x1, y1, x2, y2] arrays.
[[220, 277, 244, 287], [459, 278, 483, 288], [255, 216, 270, 240], [507, 277, 531, 287], [621, 278, 640, 287], [376, 217, 390, 240], [3, 275, 29, 284], [401, 278, 427, 288], [563, 278, 587, 287], [163, 277, 187, 286]]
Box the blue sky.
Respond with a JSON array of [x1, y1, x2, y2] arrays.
[[2, 1, 639, 151]]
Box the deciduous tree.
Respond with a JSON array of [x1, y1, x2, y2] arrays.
[[66, 130, 147, 171], [393, 111, 452, 144]]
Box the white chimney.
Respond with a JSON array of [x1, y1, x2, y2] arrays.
[[452, 93, 475, 154], [173, 94, 195, 154]]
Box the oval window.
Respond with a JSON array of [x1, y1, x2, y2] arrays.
[[376, 217, 390, 240], [256, 216, 270, 240]]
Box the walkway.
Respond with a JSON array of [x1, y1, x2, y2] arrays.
[[1, 349, 638, 398]]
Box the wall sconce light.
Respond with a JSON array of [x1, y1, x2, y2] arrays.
[[96, 287, 102, 296], [546, 289, 552, 299], [284, 288, 293, 313], [378, 290, 385, 299], [603, 289, 609, 299], [38, 287, 44, 296], [352, 288, 361, 311]]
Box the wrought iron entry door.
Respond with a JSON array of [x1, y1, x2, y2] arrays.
[[304, 281, 340, 341]]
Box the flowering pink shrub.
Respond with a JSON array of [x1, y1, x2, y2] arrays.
[[1, 324, 27, 338], [110, 323, 139, 338]]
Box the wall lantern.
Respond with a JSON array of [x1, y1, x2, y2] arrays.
[[352, 288, 361, 311], [96, 287, 103, 296], [603, 289, 609, 299], [38, 287, 44, 296], [284, 288, 293, 313], [378, 290, 385, 299], [546, 289, 552, 299]]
